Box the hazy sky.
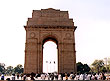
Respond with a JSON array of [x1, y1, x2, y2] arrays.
[[0, 0, 110, 69]]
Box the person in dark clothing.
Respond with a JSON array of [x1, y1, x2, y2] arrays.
[[6, 78, 10, 80], [54, 73, 58, 80], [61, 73, 63, 80], [17, 73, 19, 79], [12, 74, 15, 80], [51, 73, 54, 80], [23, 74, 26, 80], [102, 73, 106, 80], [20, 73, 23, 80], [30, 72, 35, 80]]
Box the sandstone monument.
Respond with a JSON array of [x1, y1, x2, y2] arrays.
[[24, 8, 77, 74]]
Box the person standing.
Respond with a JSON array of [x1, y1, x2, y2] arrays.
[[30, 72, 35, 80], [1, 74, 4, 80], [65, 73, 68, 80], [23, 74, 27, 80], [47, 73, 50, 80], [41, 73, 46, 80], [20, 73, 23, 80], [58, 74, 61, 80], [51, 73, 54, 80], [17, 73, 19, 79], [54, 73, 58, 80], [70, 72, 75, 80], [11, 74, 15, 80]]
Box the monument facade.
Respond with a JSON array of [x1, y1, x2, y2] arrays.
[[24, 8, 77, 74]]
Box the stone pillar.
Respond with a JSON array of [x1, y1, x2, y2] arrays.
[[24, 37, 38, 73], [61, 30, 76, 73], [58, 43, 63, 73]]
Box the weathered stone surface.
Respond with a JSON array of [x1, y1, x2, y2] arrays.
[[24, 8, 76, 74]]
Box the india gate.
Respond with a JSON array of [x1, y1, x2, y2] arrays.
[[24, 8, 77, 74]]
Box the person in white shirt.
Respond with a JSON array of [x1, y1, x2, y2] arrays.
[[41, 73, 46, 80], [11, 74, 15, 80]]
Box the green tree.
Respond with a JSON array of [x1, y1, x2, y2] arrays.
[[0, 63, 5, 73], [92, 60, 104, 73], [14, 64, 24, 74], [83, 64, 91, 73], [77, 62, 91, 74], [101, 66, 107, 73], [77, 62, 84, 74], [5, 66, 14, 75]]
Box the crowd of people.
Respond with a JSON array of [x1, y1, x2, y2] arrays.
[[1, 72, 110, 80]]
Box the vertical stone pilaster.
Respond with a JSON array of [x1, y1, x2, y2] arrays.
[[58, 43, 61, 73], [37, 42, 42, 73], [24, 38, 38, 73], [58, 43, 64, 73]]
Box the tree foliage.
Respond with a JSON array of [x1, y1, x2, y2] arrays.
[[0, 63, 24, 74], [5, 66, 14, 74], [0, 63, 5, 73], [91, 60, 105, 73], [83, 64, 91, 72], [14, 64, 24, 74], [77, 62, 84, 74], [101, 66, 107, 73], [77, 62, 91, 74]]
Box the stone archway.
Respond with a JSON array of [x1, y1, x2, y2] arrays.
[[42, 37, 58, 73], [24, 8, 77, 74]]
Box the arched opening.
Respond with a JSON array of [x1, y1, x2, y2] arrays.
[[43, 38, 58, 73]]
